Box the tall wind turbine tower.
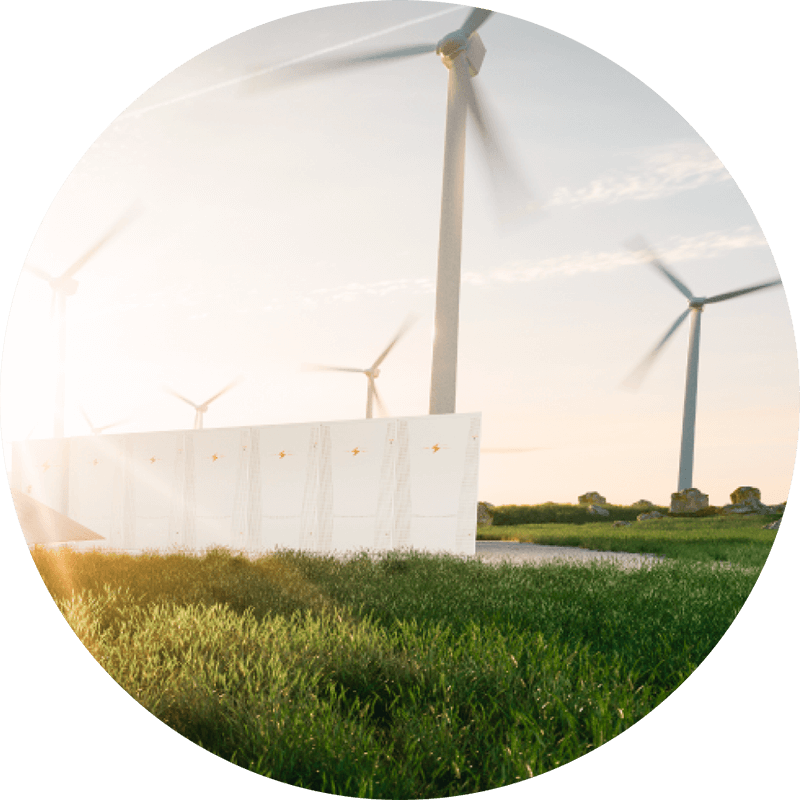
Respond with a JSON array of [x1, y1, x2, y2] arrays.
[[248, 7, 532, 417], [625, 241, 782, 492]]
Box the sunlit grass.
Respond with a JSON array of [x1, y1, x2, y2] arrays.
[[30, 531, 769, 797]]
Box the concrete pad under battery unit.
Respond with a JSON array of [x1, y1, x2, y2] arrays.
[[253, 422, 318, 552]]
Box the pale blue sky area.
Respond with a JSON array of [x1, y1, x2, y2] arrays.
[[2, 1, 796, 505]]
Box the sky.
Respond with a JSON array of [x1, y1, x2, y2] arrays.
[[1, 0, 797, 508]]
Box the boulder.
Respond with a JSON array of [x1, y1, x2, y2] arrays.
[[579, 492, 606, 506], [720, 494, 780, 516], [633, 499, 654, 509], [477, 501, 495, 527], [670, 488, 709, 515], [762, 520, 780, 530], [637, 510, 663, 522], [612, 520, 632, 528], [587, 504, 609, 517], [730, 486, 761, 505]]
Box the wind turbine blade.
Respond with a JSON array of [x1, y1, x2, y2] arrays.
[[194, 410, 202, 430], [621, 308, 692, 391], [60, 205, 142, 280], [302, 363, 366, 374], [48, 290, 57, 318], [24, 264, 52, 282], [371, 314, 419, 370], [704, 279, 782, 304], [627, 238, 694, 301], [96, 418, 130, 433], [459, 8, 494, 37], [201, 376, 244, 407], [245, 43, 436, 93], [464, 76, 537, 227], [80, 407, 94, 433], [163, 386, 198, 409], [371, 380, 389, 418]]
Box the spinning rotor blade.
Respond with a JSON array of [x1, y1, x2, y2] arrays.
[[621, 308, 692, 391], [245, 6, 494, 94], [370, 378, 389, 418], [627, 238, 694, 301], [459, 8, 494, 37], [464, 76, 537, 226], [704, 279, 782, 305], [61, 205, 142, 280], [201, 377, 244, 408], [246, 43, 437, 92], [303, 363, 366, 374], [24, 264, 52, 282], [80, 407, 94, 432], [48, 290, 57, 318], [371, 314, 419, 370], [163, 386, 198, 409], [95, 418, 130, 434]]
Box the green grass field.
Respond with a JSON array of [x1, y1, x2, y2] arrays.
[[30, 515, 778, 798]]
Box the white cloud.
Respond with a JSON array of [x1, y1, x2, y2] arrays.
[[483, 228, 768, 284], [547, 143, 732, 208]]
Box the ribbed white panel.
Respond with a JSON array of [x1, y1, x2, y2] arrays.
[[67, 435, 123, 544], [10, 439, 70, 513], [257, 422, 318, 552], [190, 428, 245, 552], [125, 432, 182, 551], [329, 419, 389, 552], [11, 413, 482, 557]]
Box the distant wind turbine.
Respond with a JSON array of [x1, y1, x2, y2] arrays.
[[248, 7, 534, 416], [164, 378, 244, 430], [624, 239, 782, 492], [24, 206, 141, 439], [303, 315, 418, 419]]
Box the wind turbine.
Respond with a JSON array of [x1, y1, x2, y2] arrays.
[[24, 207, 141, 439], [164, 378, 244, 430], [303, 315, 418, 419], [248, 7, 533, 416], [624, 240, 782, 492], [80, 407, 130, 436]]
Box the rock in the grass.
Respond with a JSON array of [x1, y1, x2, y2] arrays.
[[477, 501, 495, 527], [587, 504, 610, 517], [670, 488, 709, 515], [762, 520, 780, 530], [612, 520, 632, 528], [579, 491, 606, 506], [721, 502, 763, 515], [637, 510, 663, 521], [720, 492, 780, 516], [730, 486, 761, 505]]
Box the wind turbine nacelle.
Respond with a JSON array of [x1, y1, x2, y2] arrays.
[[437, 31, 486, 76]]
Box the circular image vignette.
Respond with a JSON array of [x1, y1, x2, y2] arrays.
[[2, 2, 797, 798]]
